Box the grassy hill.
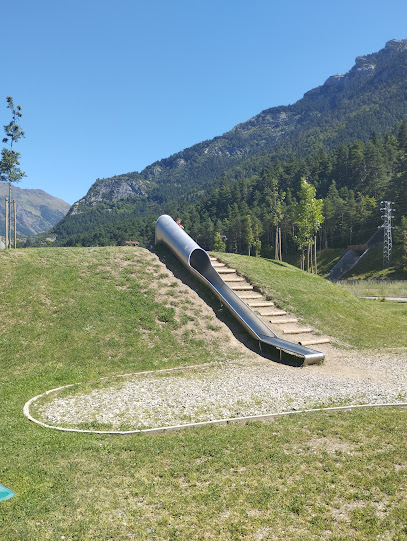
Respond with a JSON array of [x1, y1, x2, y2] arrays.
[[215, 252, 407, 349], [1, 247, 406, 539], [284, 246, 407, 281], [343, 245, 407, 280]]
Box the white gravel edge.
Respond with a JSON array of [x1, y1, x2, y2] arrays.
[[23, 377, 407, 436]]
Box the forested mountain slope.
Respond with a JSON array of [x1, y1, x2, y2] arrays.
[[139, 39, 407, 196], [52, 39, 407, 251], [0, 183, 70, 237]]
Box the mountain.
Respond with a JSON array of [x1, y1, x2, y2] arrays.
[[54, 39, 407, 245], [139, 39, 407, 189], [0, 183, 70, 237], [68, 172, 151, 216]]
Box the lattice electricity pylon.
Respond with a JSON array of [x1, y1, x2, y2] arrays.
[[380, 201, 395, 268]]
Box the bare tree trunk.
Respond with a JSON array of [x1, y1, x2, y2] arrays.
[[13, 200, 16, 249], [5, 198, 9, 250], [314, 236, 317, 275], [279, 227, 282, 261], [8, 183, 12, 249], [275, 227, 280, 261]]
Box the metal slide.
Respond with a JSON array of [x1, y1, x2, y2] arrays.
[[155, 215, 324, 365]]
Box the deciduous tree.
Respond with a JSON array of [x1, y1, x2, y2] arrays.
[[213, 231, 226, 252], [1, 97, 25, 248], [294, 178, 324, 272]]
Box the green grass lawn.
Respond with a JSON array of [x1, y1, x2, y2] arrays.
[[214, 252, 407, 349], [1, 247, 407, 540], [337, 279, 407, 298]]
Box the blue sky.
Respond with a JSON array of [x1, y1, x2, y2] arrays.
[[2, 0, 407, 205]]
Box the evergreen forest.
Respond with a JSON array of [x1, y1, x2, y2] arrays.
[[50, 122, 407, 270]]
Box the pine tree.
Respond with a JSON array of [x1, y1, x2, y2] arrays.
[[323, 181, 342, 248], [243, 215, 254, 256], [403, 231, 407, 271]]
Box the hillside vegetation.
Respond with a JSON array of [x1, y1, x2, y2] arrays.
[[0, 183, 70, 237], [215, 252, 407, 349], [1, 247, 406, 539], [52, 40, 407, 257], [51, 125, 407, 273]]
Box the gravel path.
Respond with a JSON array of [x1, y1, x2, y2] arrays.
[[34, 349, 407, 431]]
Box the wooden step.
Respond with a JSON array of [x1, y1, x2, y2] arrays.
[[238, 292, 263, 299], [282, 327, 313, 335], [258, 309, 287, 317], [216, 268, 237, 274], [246, 301, 275, 308], [230, 284, 254, 291], [269, 317, 298, 324], [208, 260, 330, 348], [299, 338, 331, 346], [223, 276, 247, 282]]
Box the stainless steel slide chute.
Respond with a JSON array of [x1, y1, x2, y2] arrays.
[[155, 214, 324, 365]]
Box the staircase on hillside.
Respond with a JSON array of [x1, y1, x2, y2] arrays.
[[326, 245, 370, 281], [326, 230, 383, 281], [209, 256, 332, 353]]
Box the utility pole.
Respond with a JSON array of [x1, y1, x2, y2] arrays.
[[8, 184, 11, 247], [380, 201, 395, 268], [5, 197, 9, 249], [13, 199, 16, 248]]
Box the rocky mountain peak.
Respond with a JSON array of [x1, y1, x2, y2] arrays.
[[68, 174, 151, 216], [59, 38, 407, 227], [384, 38, 407, 51]]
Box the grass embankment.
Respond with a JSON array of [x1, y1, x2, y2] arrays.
[[283, 248, 345, 276], [215, 252, 407, 349], [286, 245, 407, 280], [345, 245, 407, 280], [1, 247, 407, 539]]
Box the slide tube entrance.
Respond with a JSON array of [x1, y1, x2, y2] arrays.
[[155, 215, 324, 365]]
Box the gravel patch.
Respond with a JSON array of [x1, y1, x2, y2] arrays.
[[34, 350, 407, 430]]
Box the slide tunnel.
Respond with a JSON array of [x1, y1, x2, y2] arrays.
[[155, 215, 324, 365]]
